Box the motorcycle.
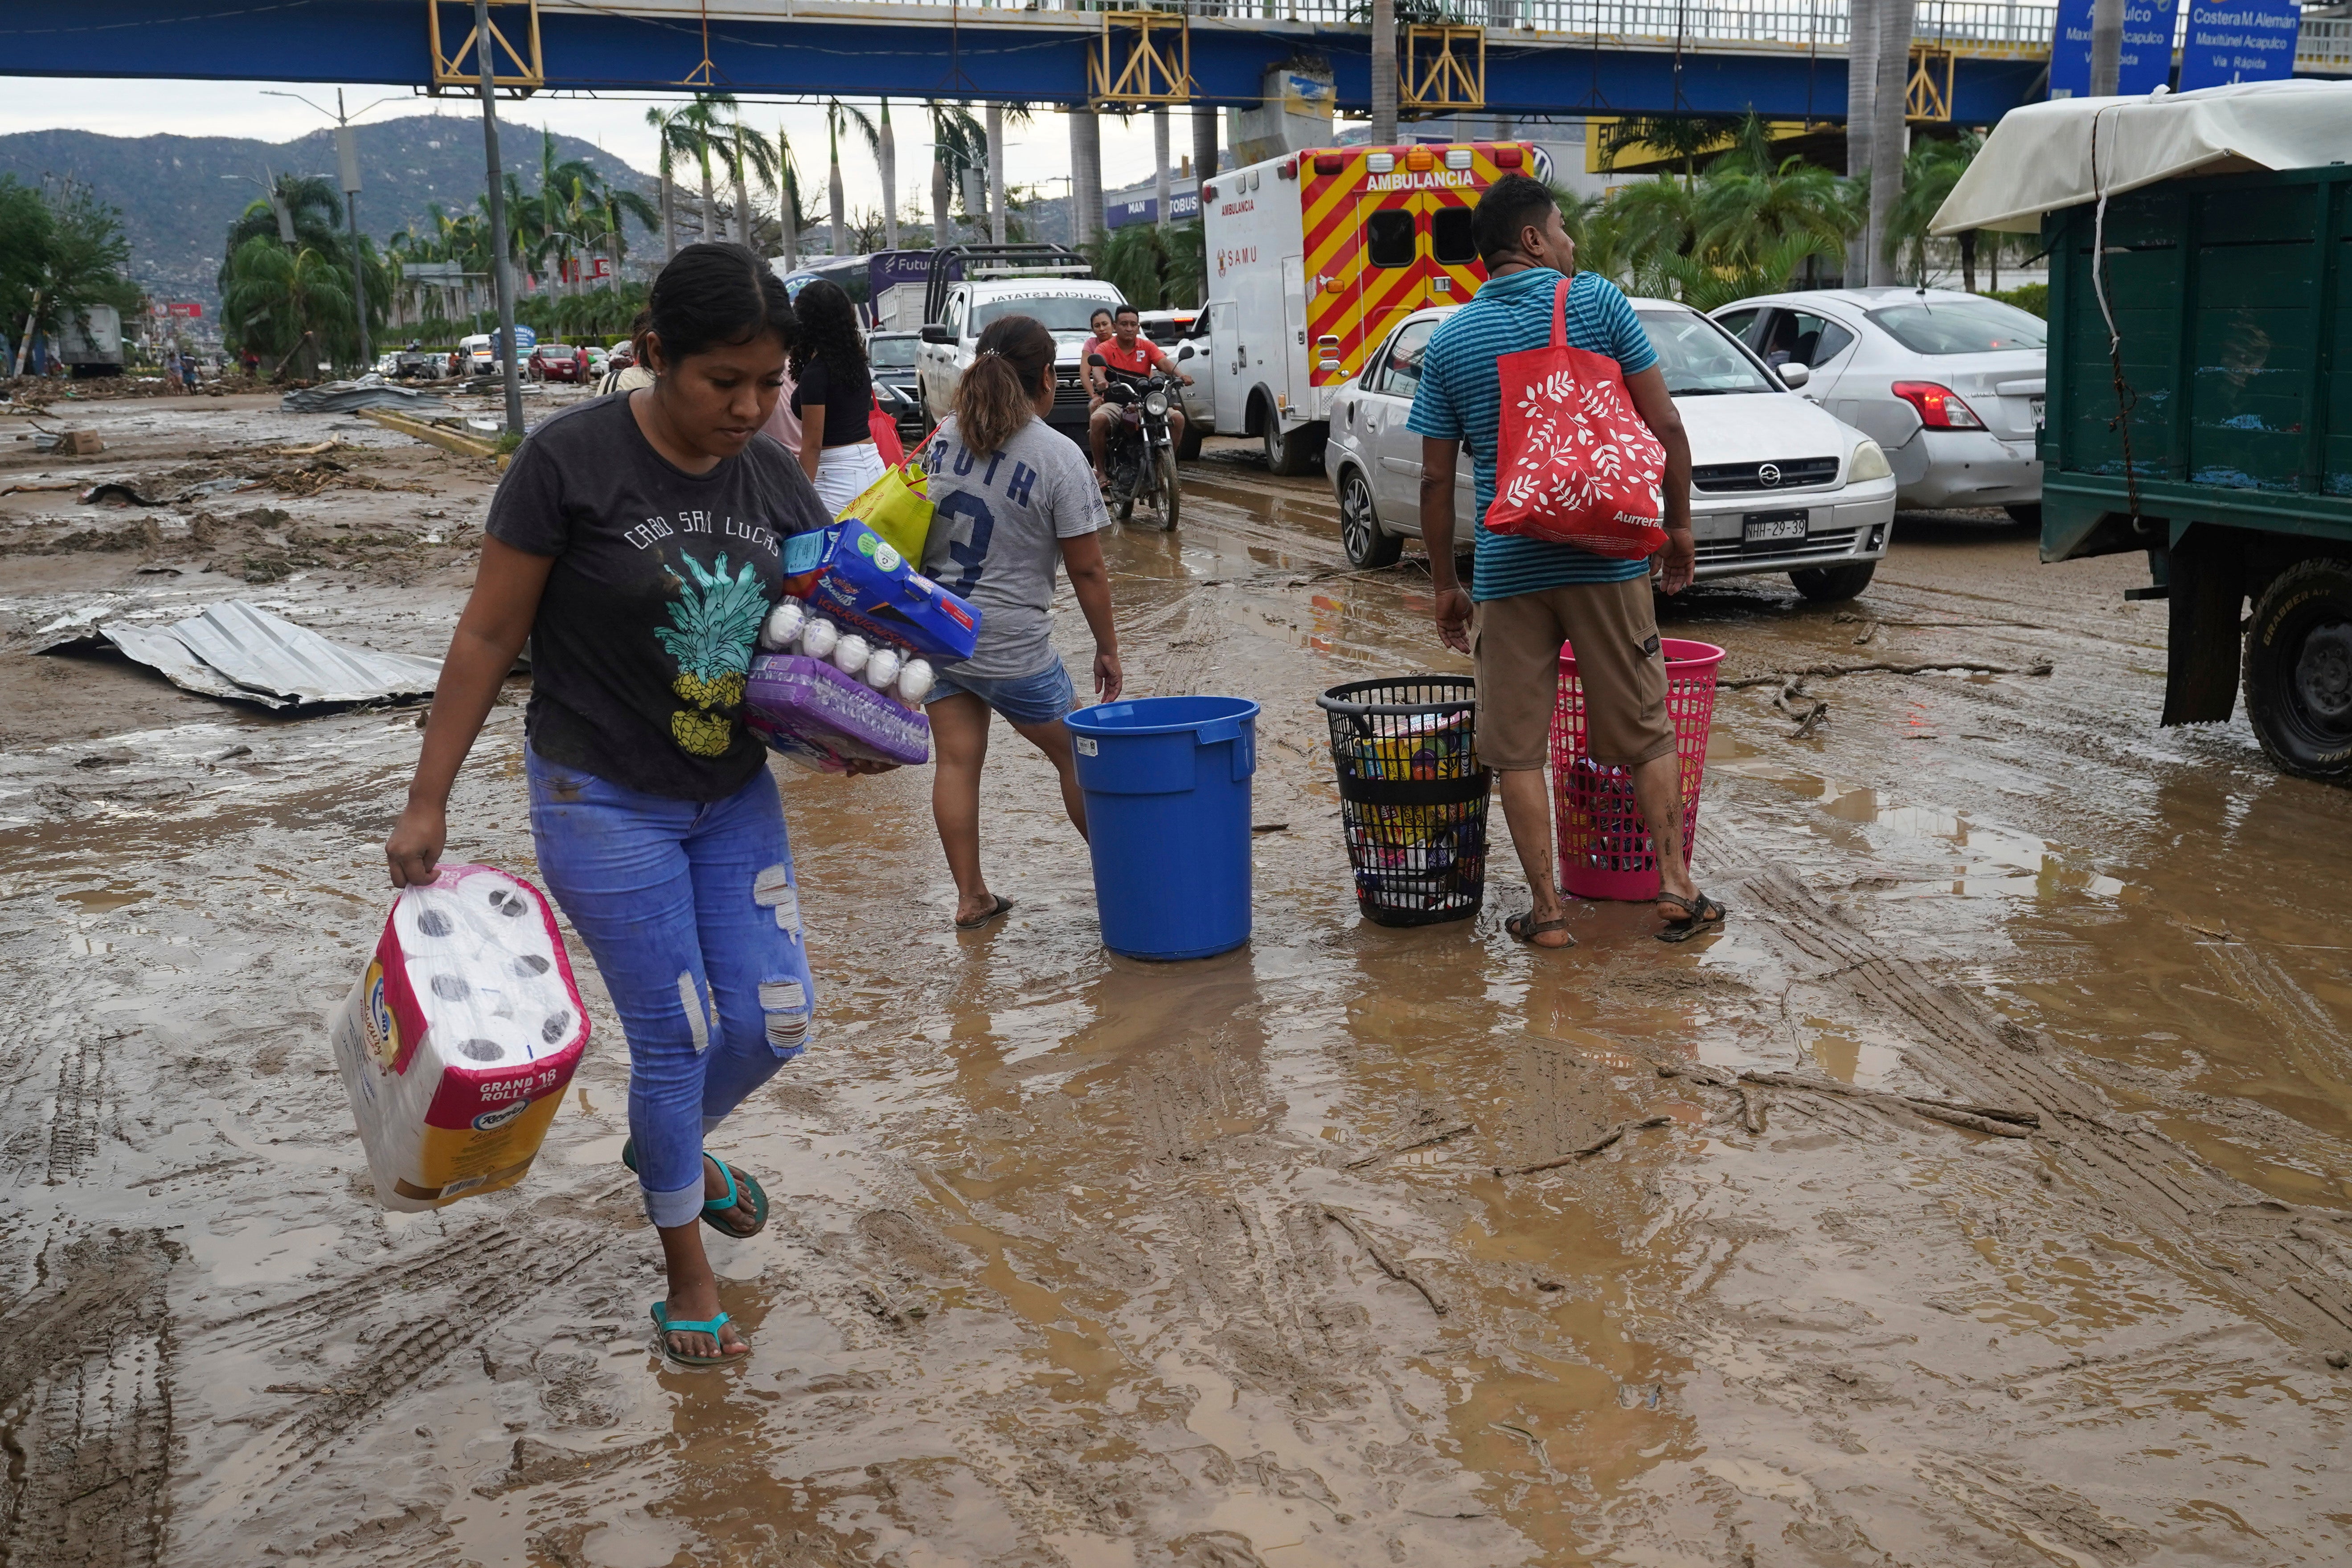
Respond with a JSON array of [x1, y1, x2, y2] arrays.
[[1094, 365, 1183, 530]]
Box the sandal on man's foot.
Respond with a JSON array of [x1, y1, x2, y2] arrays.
[[1505, 912, 1577, 949], [649, 1302, 747, 1367], [1654, 890, 1727, 944], [621, 1140, 770, 1239]]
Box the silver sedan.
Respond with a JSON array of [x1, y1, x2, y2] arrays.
[[1711, 288, 2046, 521]]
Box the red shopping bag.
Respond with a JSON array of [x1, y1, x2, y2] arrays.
[[1484, 277, 1667, 558], [869, 396, 906, 467]]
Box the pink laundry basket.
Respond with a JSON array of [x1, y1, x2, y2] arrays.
[[1549, 638, 1724, 901]]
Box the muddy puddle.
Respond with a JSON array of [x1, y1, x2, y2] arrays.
[[0, 401, 2347, 1566]]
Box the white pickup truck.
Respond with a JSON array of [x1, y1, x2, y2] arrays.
[[914, 244, 1126, 448]]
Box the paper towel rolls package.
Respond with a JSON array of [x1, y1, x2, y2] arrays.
[[330, 863, 590, 1210]]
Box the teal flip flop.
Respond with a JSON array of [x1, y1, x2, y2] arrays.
[[620, 1138, 770, 1239], [650, 1302, 746, 1367]]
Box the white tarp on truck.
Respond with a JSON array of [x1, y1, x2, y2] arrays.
[[1931, 78, 2352, 236]]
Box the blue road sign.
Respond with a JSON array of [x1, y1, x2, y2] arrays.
[[2051, 0, 2184, 97], [2179, 0, 2305, 89]]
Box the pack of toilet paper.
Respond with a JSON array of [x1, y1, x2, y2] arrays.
[[330, 863, 590, 1210]]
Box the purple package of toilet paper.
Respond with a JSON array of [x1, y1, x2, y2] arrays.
[[745, 652, 932, 770]]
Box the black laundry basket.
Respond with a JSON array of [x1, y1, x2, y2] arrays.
[[1317, 676, 1492, 927]]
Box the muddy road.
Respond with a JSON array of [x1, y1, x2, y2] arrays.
[[2, 394, 2349, 1566]]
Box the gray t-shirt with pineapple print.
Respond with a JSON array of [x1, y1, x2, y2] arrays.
[[488, 393, 831, 801]]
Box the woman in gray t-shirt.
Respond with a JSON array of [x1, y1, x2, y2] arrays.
[[916, 315, 1123, 929]]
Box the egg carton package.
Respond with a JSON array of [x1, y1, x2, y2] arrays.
[[330, 863, 590, 1211]]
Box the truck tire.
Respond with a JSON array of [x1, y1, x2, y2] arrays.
[[2243, 557, 2352, 783], [1263, 416, 1322, 477], [1788, 560, 1877, 602], [1338, 467, 1402, 569], [2005, 503, 2042, 528]]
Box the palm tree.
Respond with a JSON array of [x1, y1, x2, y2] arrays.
[[926, 101, 986, 246], [1688, 114, 1861, 291], [1655, 232, 1844, 311], [222, 234, 356, 373], [678, 93, 735, 245], [775, 127, 813, 269], [1885, 133, 1982, 289], [719, 112, 779, 250], [645, 106, 697, 259], [823, 101, 878, 257]]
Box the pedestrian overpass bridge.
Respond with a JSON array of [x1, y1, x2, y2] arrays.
[[4, 0, 2347, 121]]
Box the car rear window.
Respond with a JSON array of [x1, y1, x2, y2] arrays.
[[868, 336, 919, 368], [1866, 298, 2046, 354]]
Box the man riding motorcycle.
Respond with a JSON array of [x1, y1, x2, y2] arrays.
[[1088, 304, 1192, 489]]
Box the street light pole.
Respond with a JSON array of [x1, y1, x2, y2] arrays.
[[475, 0, 526, 436], [334, 90, 370, 371]]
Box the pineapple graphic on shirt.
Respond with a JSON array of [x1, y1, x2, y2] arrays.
[[653, 553, 768, 756]]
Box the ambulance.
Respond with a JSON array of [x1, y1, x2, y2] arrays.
[[1197, 140, 1539, 474]]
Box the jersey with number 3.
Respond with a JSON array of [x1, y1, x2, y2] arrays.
[[916, 414, 1110, 681]]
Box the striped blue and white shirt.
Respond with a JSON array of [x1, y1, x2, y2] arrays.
[[1406, 268, 1659, 602]]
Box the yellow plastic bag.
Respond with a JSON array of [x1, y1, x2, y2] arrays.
[[836, 459, 934, 565]]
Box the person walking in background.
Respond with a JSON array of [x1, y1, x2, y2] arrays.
[[1407, 174, 1725, 948], [384, 243, 837, 1367], [916, 315, 1123, 930], [788, 279, 882, 515]]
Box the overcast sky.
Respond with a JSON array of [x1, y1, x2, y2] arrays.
[[0, 78, 1218, 212]]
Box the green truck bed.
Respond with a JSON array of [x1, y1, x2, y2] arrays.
[[2042, 163, 2352, 780]]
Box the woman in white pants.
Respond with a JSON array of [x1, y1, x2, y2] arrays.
[[788, 279, 884, 516]]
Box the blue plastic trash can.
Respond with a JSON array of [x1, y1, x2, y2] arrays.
[[1064, 695, 1260, 961]]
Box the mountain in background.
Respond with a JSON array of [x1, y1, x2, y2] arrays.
[[0, 113, 656, 313]]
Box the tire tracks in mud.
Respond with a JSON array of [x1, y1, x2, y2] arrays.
[[1702, 816, 2352, 1353], [187, 1221, 610, 1513], [0, 1229, 177, 1568]]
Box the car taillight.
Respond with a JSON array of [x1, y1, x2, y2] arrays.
[[1314, 153, 1346, 176], [1891, 381, 1985, 430], [1493, 144, 1524, 168], [1201, 181, 1216, 201], [1279, 157, 1298, 180]]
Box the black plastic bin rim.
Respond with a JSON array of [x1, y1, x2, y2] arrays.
[[1316, 676, 1479, 720]]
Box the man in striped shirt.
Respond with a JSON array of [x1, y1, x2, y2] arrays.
[[1406, 174, 1725, 947]]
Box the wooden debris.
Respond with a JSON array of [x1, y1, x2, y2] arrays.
[[1722, 659, 2053, 691], [1343, 1119, 1475, 1170], [1739, 1070, 2037, 1138], [1496, 1115, 1674, 1177], [1321, 1205, 1447, 1316]]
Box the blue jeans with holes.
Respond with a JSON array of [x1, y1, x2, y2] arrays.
[[525, 745, 815, 1228]]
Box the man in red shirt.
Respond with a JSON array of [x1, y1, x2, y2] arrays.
[[1087, 304, 1193, 486]]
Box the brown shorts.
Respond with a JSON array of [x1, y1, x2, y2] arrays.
[[1471, 579, 1675, 772]]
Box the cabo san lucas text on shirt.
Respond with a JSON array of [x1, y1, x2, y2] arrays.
[[623, 510, 780, 554]]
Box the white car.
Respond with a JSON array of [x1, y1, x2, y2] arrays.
[[1325, 299, 1901, 601], [1711, 288, 2045, 520], [917, 278, 1127, 447]]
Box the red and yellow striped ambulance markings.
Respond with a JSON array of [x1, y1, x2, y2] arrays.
[[1298, 142, 1517, 389]]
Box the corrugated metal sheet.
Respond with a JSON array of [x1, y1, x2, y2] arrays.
[[100, 619, 297, 709], [165, 601, 441, 705]]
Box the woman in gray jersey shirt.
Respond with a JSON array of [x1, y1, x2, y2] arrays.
[[917, 315, 1123, 929]]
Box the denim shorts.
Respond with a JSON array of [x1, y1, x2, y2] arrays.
[[927, 655, 1078, 726]]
